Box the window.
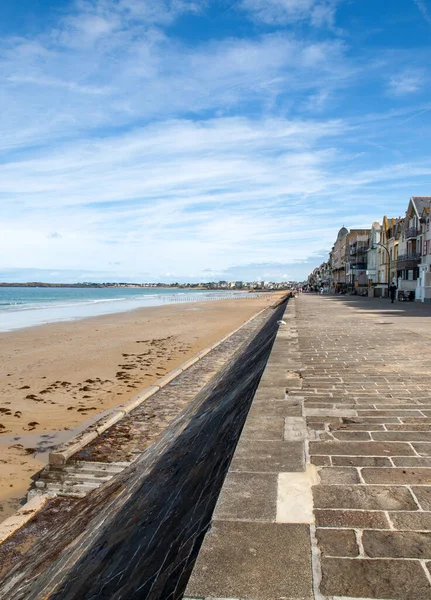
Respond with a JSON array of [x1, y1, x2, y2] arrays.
[[408, 270, 414, 281]]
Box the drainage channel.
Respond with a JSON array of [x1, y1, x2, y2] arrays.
[[0, 299, 288, 600]]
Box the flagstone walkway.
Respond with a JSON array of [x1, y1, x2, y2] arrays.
[[186, 293, 431, 600]]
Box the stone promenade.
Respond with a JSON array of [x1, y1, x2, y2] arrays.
[[186, 293, 431, 600]]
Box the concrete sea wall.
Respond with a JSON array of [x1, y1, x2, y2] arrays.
[[0, 298, 288, 600]]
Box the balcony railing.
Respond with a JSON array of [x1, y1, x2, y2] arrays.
[[397, 252, 421, 268], [405, 227, 419, 239]]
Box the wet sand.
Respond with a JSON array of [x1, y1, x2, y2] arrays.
[[0, 294, 280, 521]]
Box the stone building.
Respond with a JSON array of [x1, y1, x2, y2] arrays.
[[329, 227, 370, 292], [329, 226, 349, 291]]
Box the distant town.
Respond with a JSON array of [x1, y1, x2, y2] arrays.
[[0, 281, 295, 290]]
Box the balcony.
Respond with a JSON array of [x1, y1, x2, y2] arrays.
[[349, 260, 367, 269], [405, 227, 419, 239], [397, 252, 421, 269]]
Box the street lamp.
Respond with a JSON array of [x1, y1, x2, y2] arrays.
[[373, 242, 391, 298]]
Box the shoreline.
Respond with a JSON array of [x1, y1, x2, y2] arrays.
[[0, 294, 282, 521], [0, 289, 269, 333]]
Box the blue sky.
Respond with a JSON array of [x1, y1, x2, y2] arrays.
[[1, 0, 431, 283]]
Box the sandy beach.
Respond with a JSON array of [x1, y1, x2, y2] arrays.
[[0, 294, 280, 521]]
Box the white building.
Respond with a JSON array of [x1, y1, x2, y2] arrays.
[[366, 222, 381, 295], [398, 197, 430, 301], [416, 198, 431, 302]]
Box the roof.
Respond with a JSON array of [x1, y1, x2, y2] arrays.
[[411, 197, 431, 215], [336, 226, 349, 240]]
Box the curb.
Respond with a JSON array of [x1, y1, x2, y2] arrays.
[[0, 494, 52, 546], [48, 297, 288, 467]]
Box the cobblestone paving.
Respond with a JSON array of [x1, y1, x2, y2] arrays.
[[296, 294, 431, 599]]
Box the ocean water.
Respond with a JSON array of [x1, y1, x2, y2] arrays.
[[0, 287, 248, 332]]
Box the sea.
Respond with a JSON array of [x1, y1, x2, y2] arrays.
[[0, 287, 249, 332]]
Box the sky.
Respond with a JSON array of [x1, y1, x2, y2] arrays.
[[1, 0, 431, 284]]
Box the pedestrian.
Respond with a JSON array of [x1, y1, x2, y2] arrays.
[[389, 282, 397, 303]]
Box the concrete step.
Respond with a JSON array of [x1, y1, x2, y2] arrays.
[[50, 461, 129, 475]]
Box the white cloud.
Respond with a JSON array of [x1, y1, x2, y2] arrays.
[[413, 0, 431, 26], [240, 0, 340, 28], [0, 0, 349, 151], [0, 0, 430, 283], [388, 70, 425, 95], [1, 112, 431, 281]]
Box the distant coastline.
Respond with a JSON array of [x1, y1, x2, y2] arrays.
[[0, 282, 205, 289]]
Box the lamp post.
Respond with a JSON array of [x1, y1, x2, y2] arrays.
[[375, 242, 391, 298]]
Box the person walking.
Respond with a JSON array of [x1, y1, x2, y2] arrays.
[[389, 282, 397, 303]]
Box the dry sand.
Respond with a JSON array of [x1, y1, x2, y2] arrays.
[[0, 294, 281, 521]]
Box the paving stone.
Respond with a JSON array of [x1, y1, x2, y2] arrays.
[[309, 440, 414, 456], [362, 530, 431, 559], [315, 528, 358, 557], [342, 416, 401, 422], [390, 512, 431, 530], [412, 487, 431, 510], [320, 557, 431, 599], [284, 417, 307, 442], [304, 408, 357, 417], [412, 443, 431, 457], [213, 472, 278, 522], [248, 401, 301, 418], [362, 468, 431, 485], [306, 417, 341, 426], [310, 455, 331, 466], [185, 522, 313, 600], [230, 440, 304, 473], [313, 485, 418, 510], [318, 467, 360, 484], [252, 388, 287, 402], [331, 431, 372, 441], [387, 423, 431, 431], [331, 456, 392, 467], [240, 417, 284, 441], [330, 422, 385, 431], [258, 374, 293, 389], [358, 410, 424, 416], [393, 457, 431, 467], [315, 509, 390, 529], [373, 431, 431, 442]]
